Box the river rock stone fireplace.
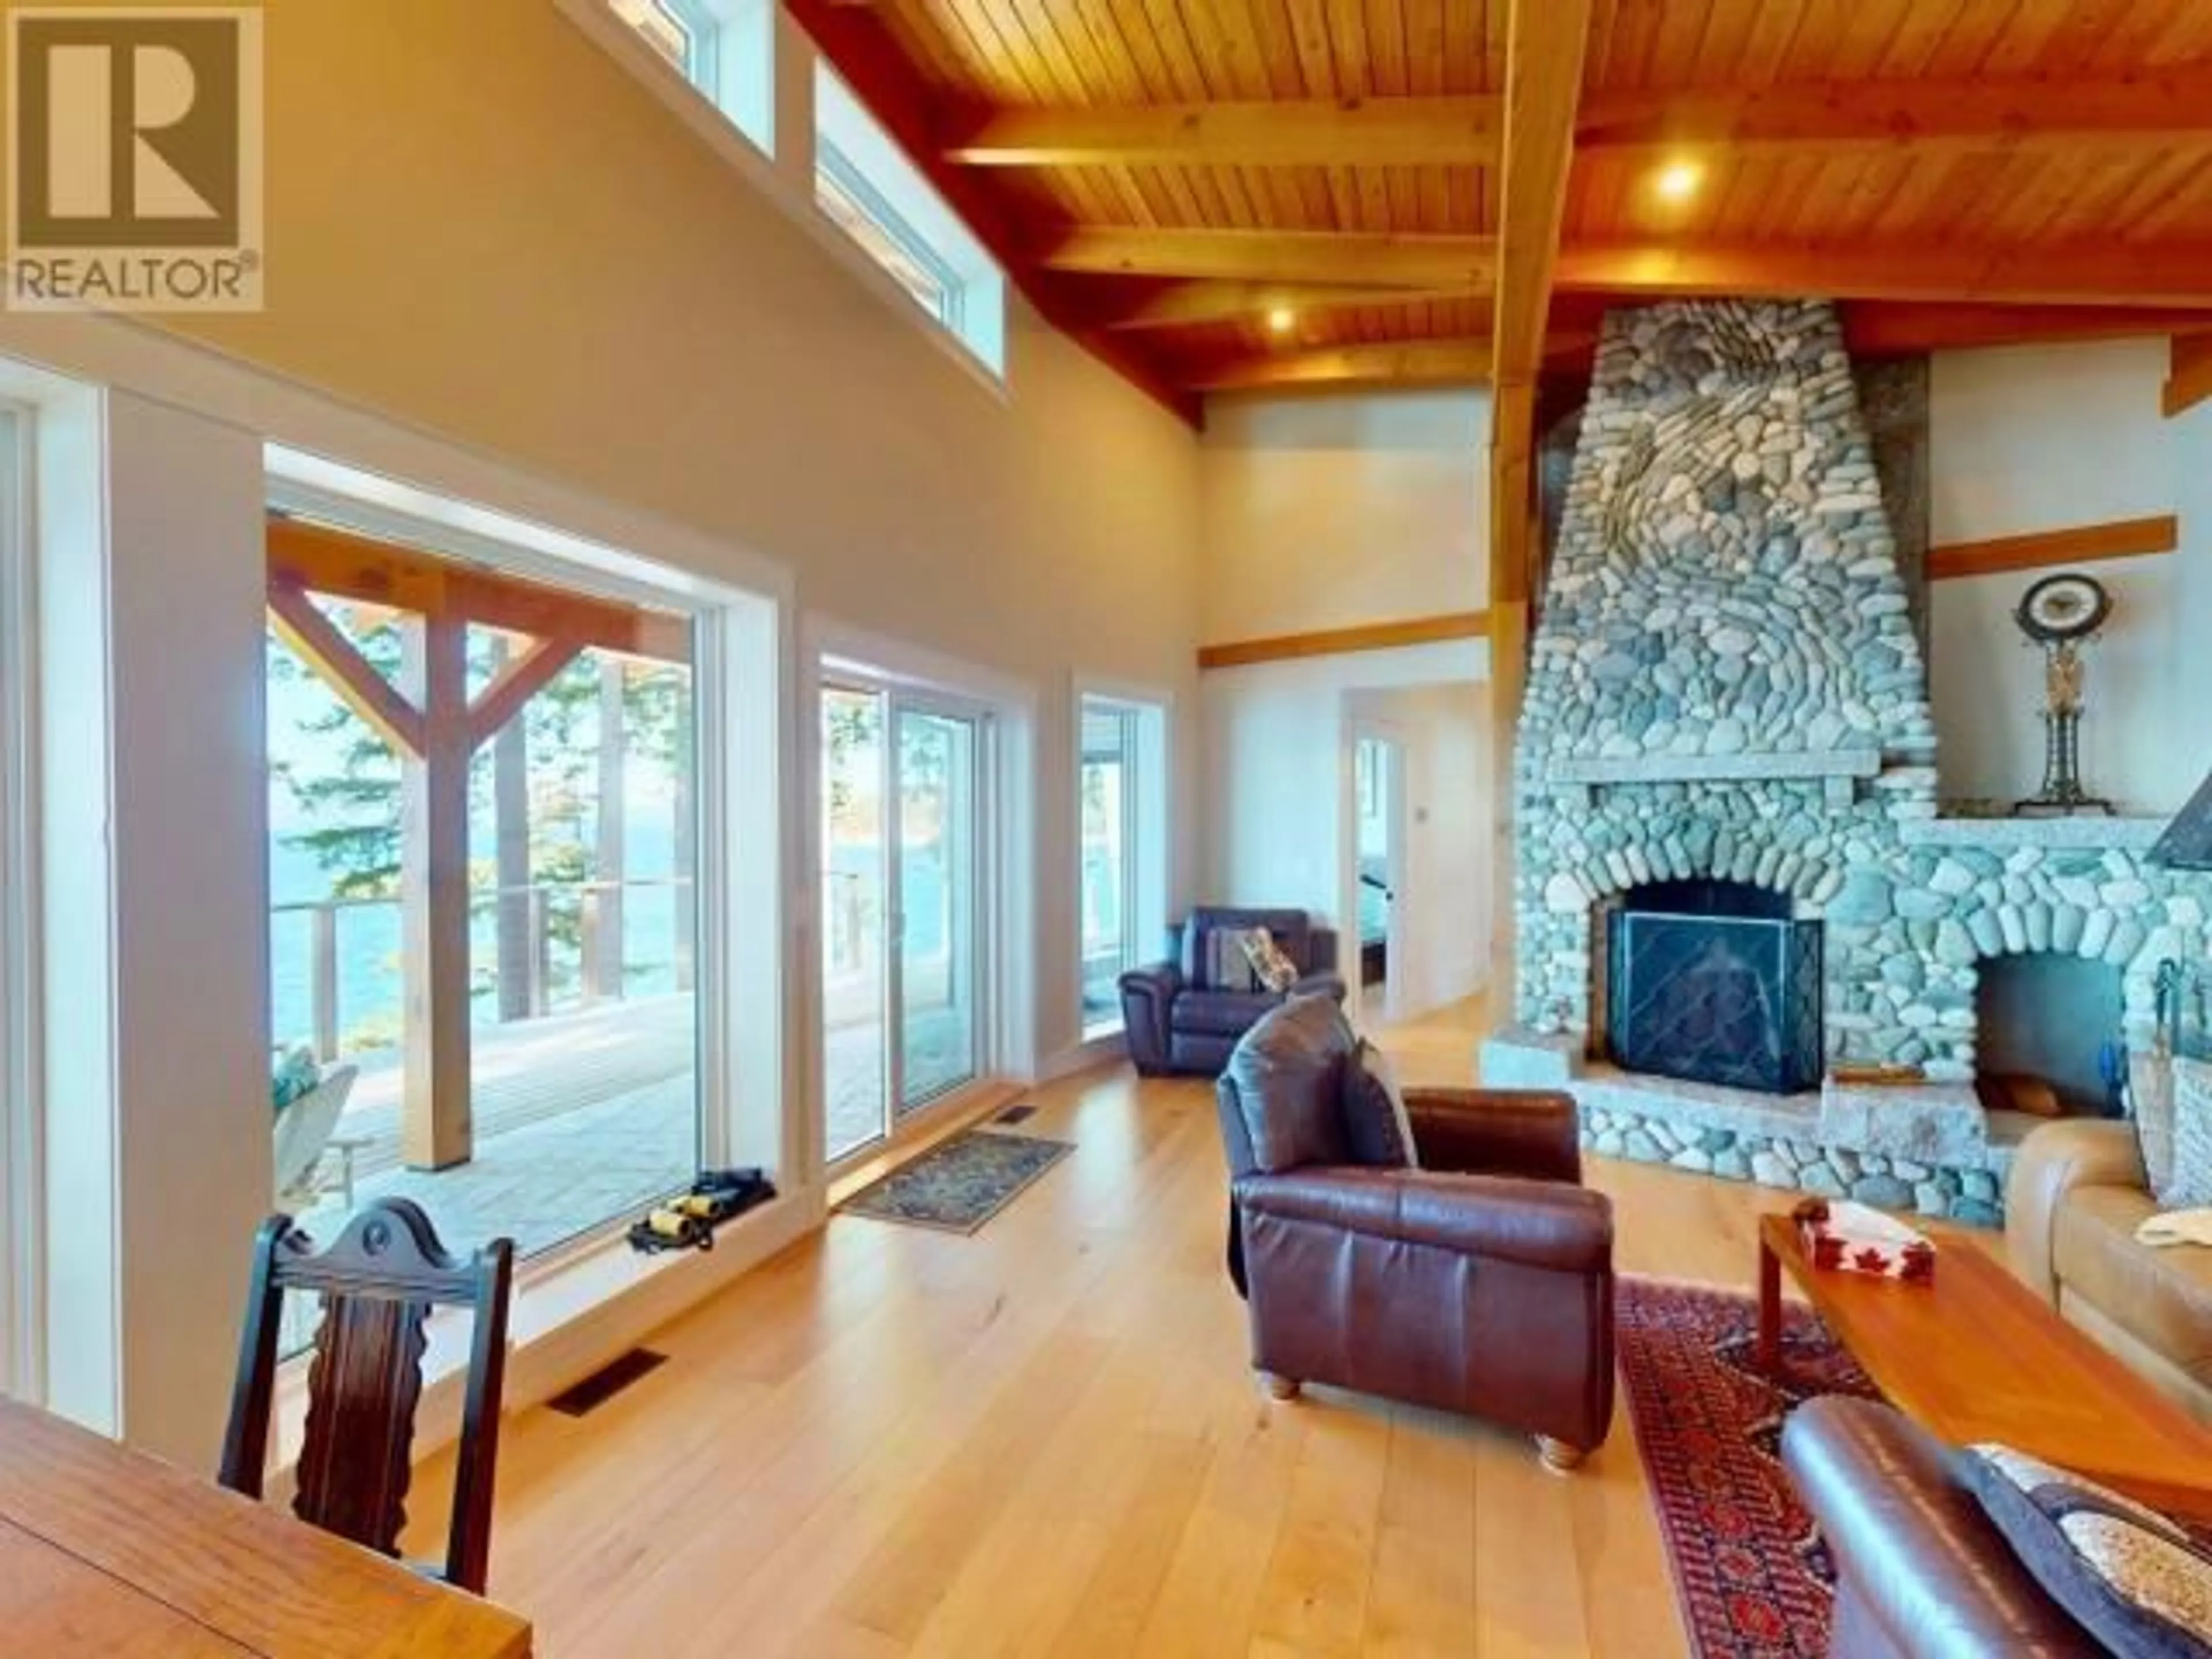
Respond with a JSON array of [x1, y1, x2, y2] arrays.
[[1482, 297, 2211, 1224]]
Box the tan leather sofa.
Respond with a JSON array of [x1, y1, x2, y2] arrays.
[[2007, 1118, 2212, 1423]]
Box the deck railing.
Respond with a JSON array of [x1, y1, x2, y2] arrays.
[[273, 876, 695, 1062]]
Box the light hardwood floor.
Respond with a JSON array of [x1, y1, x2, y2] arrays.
[[410, 1001, 1846, 1658]]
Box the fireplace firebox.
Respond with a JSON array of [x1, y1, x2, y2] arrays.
[[1604, 882, 1823, 1095]]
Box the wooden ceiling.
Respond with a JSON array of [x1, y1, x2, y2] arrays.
[[781, 0, 2212, 411]]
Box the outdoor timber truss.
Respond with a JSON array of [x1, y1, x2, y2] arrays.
[[265, 515, 690, 1170]]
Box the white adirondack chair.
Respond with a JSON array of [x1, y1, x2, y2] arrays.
[[274, 1063, 361, 1211]]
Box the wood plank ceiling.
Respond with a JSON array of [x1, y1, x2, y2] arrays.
[[782, 0, 2212, 411]]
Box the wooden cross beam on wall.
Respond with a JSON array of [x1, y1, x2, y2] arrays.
[[265, 518, 682, 1171]]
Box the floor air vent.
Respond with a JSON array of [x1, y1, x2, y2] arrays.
[[547, 1349, 668, 1417], [995, 1104, 1037, 1124]]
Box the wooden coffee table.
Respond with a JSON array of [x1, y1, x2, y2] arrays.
[[1757, 1211, 2212, 1524]]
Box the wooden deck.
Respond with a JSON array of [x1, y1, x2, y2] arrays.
[[301, 986, 961, 1256], [340, 997, 700, 1182]]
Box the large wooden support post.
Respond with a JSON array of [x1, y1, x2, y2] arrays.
[[1489, 0, 1591, 1029], [402, 613, 474, 1171], [1488, 385, 1536, 1020], [491, 637, 534, 1023], [673, 691, 696, 994]]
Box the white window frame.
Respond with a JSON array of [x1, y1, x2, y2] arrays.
[[264, 471, 775, 1265], [812, 63, 1006, 377], [556, 0, 1012, 397], [805, 619, 1036, 1172], [815, 135, 967, 336], [605, 0, 773, 154], [1072, 683, 1172, 1047], [0, 404, 41, 1401]]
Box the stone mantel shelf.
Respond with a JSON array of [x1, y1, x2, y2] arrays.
[[1547, 749, 1881, 787], [1900, 816, 2169, 851]]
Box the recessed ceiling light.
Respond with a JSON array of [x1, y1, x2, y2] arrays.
[[1654, 161, 1703, 203], [1266, 305, 1296, 335]]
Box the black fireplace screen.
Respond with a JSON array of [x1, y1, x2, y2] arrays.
[[1605, 899, 1823, 1095]]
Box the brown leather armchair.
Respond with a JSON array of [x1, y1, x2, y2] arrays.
[[1215, 996, 1616, 1469], [1783, 1397, 2099, 1657], [1120, 907, 1344, 1077]]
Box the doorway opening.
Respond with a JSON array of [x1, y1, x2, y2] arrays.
[[820, 677, 991, 1163], [1351, 733, 1403, 1022], [1340, 681, 1492, 1031]]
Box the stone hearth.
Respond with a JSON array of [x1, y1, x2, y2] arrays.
[[1484, 298, 2212, 1224]]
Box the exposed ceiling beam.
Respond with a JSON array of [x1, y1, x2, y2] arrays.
[[1553, 241, 2212, 309], [1491, 2, 1589, 402], [1190, 338, 1494, 392], [1099, 281, 1480, 330], [1577, 65, 2212, 160], [1040, 227, 1496, 290], [946, 95, 1501, 168], [2166, 335, 2212, 418], [1841, 302, 2212, 357], [780, 0, 1196, 424], [945, 67, 2212, 175], [1048, 232, 2212, 315]]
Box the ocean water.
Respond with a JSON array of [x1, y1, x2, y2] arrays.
[[268, 823, 687, 1051], [268, 827, 954, 1051]]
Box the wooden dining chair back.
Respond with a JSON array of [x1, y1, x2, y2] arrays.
[[219, 1197, 515, 1596]]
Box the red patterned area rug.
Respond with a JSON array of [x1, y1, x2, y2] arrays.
[[1616, 1276, 1880, 1659]]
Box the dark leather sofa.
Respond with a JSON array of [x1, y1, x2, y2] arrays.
[[1118, 906, 1343, 1076], [1783, 1397, 2100, 1657], [1214, 995, 1616, 1469]]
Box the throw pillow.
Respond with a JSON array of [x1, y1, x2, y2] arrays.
[[1241, 927, 1301, 995], [1206, 927, 1262, 993], [1340, 1039, 1420, 1169], [271, 1045, 321, 1117], [2165, 1056, 2212, 1210], [1956, 1442, 2212, 1658]]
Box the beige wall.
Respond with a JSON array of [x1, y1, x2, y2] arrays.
[[124, 0, 1205, 1066], [1196, 388, 1493, 961], [151, 0, 1201, 687], [1198, 390, 1490, 643], [0, 0, 1207, 1457], [1927, 340, 2193, 814]]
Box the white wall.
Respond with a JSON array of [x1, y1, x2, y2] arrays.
[[1198, 388, 1495, 994], [1199, 391, 1490, 642], [1201, 641, 1490, 976], [1345, 682, 1491, 1018], [1928, 339, 2202, 813]]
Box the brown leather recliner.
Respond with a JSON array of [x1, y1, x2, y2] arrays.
[[1215, 995, 1616, 1469], [1783, 1396, 2100, 1657]]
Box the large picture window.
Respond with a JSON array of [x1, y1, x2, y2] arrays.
[[264, 516, 705, 1261]]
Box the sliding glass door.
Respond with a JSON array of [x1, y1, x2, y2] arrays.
[[894, 707, 979, 1113], [821, 681, 987, 1162]]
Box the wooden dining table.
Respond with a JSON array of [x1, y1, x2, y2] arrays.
[[0, 1397, 531, 1657]]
